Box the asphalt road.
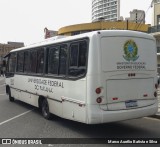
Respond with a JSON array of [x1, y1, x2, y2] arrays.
[[0, 77, 160, 147]]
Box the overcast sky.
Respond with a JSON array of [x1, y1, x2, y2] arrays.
[[0, 0, 154, 45]]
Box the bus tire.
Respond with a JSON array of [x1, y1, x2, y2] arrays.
[[8, 87, 14, 102], [41, 98, 51, 120]]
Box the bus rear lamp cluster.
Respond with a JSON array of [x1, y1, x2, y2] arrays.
[[154, 91, 157, 97], [95, 87, 101, 94], [155, 84, 158, 89], [96, 97, 102, 103], [112, 97, 118, 101], [96, 87, 103, 103], [143, 94, 148, 97]]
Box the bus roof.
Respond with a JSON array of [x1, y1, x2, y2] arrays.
[[9, 30, 155, 53]]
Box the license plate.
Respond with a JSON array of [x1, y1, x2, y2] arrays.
[[125, 100, 138, 108]]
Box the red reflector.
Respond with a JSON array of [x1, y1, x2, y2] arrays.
[[143, 94, 148, 97], [95, 88, 101, 94], [112, 97, 118, 101]]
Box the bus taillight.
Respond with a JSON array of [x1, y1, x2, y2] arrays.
[[112, 97, 118, 101], [95, 87, 101, 94], [155, 84, 158, 89], [96, 97, 102, 103], [154, 91, 157, 97]]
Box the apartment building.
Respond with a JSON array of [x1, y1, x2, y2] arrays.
[[92, 0, 120, 22]]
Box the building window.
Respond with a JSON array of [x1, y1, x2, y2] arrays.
[[157, 47, 160, 53], [157, 15, 160, 25], [71, 31, 80, 36]]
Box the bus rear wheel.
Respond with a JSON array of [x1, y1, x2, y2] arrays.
[[41, 98, 51, 120]]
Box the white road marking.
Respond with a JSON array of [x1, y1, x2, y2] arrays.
[[145, 117, 160, 121], [0, 93, 6, 95], [0, 109, 34, 126], [0, 84, 6, 87]]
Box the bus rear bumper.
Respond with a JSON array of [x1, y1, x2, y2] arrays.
[[87, 102, 158, 124]]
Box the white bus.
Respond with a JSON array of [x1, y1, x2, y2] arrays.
[[5, 30, 158, 124]]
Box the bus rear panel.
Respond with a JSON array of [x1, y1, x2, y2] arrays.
[[86, 31, 158, 124]]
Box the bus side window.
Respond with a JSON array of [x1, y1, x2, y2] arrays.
[[48, 46, 60, 75], [30, 50, 37, 73], [59, 45, 67, 76], [70, 44, 78, 67], [24, 51, 30, 73], [69, 41, 87, 77], [8, 53, 17, 73], [78, 41, 87, 67], [17, 51, 24, 72], [37, 48, 44, 74]]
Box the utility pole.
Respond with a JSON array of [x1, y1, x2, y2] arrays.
[[126, 20, 128, 30], [151, 0, 155, 25]]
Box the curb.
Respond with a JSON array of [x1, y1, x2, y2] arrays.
[[150, 114, 160, 119]]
